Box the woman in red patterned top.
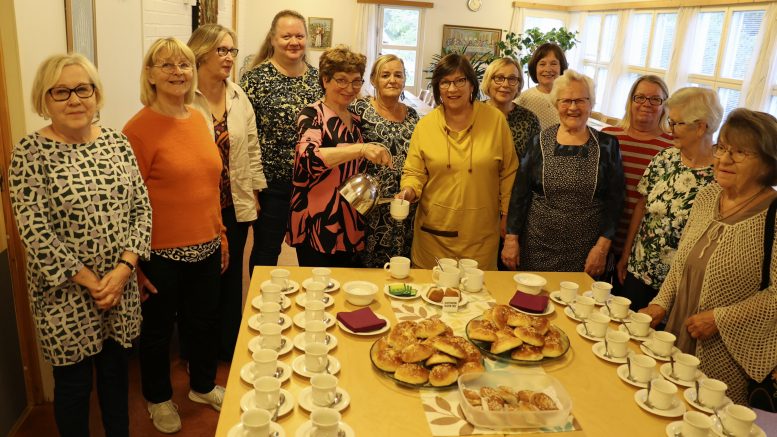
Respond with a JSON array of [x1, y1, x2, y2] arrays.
[[287, 46, 392, 267]]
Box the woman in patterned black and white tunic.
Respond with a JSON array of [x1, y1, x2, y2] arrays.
[[351, 54, 419, 267], [9, 54, 151, 437]]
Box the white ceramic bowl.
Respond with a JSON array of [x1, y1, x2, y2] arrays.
[[342, 281, 379, 306], [513, 273, 547, 295]]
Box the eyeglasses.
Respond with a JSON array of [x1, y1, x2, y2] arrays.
[[440, 77, 469, 90], [712, 143, 757, 163], [48, 84, 96, 102], [633, 94, 664, 106], [216, 47, 239, 57], [152, 62, 193, 74], [333, 78, 365, 89], [493, 75, 520, 86], [557, 97, 590, 108], [667, 119, 698, 130]]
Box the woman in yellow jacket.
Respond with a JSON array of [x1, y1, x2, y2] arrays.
[[399, 54, 517, 270]]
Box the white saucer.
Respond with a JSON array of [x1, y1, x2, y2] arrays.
[[592, 341, 630, 364], [710, 411, 766, 437], [514, 301, 555, 317], [293, 332, 338, 352], [302, 278, 340, 292], [634, 389, 686, 418], [659, 362, 706, 387], [251, 294, 291, 311], [261, 279, 300, 295], [337, 313, 391, 336], [616, 363, 660, 389], [297, 386, 351, 412], [563, 305, 589, 322], [247, 334, 293, 356], [383, 283, 421, 300], [248, 313, 292, 332], [240, 388, 295, 416], [420, 288, 469, 307], [548, 291, 572, 306], [293, 311, 336, 330], [575, 323, 605, 341], [583, 290, 610, 306], [683, 387, 733, 414], [228, 421, 285, 437], [640, 341, 680, 361], [600, 305, 635, 320], [295, 420, 355, 437], [618, 323, 654, 341], [295, 292, 335, 309], [240, 361, 292, 385], [665, 421, 683, 437], [292, 354, 341, 378]]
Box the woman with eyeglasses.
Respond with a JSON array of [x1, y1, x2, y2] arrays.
[[502, 69, 624, 275], [188, 24, 267, 361], [617, 87, 720, 311], [639, 109, 777, 408], [399, 54, 518, 270], [123, 37, 226, 433], [516, 43, 569, 130], [9, 53, 151, 437], [287, 45, 392, 267]]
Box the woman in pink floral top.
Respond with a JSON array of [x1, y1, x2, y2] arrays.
[[287, 46, 392, 266]]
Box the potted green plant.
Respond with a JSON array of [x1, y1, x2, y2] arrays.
[[498, 27, 579, 70]]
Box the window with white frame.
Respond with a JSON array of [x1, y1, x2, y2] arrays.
[[581, 13, 619, 112], [377, 5, 424, 94], [523, 11, 567, 34]]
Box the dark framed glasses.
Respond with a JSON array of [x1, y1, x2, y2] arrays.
[[48, 84, 96, 102]]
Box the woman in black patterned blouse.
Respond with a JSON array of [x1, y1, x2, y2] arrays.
[[351, 54, 419, 267], [240, 10, 323, 269]]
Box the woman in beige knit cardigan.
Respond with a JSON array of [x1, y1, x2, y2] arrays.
[[640, 108, 777, 406]]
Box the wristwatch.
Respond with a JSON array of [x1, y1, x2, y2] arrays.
[[467, 0, 482, 12]]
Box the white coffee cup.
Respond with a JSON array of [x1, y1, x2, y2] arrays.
[[311, 268, 331, 287], [648, 378, 678, 410], [460, 268, 484, 292], [559, 281, 579, 303], [591, 281, 613, 303], [260, 283, 283, 307], [241, 408, 271, 437], [605, 330, 630, 358], [305, 300, 326, 324], [432, 266, 461, 288], [311, 374, 338, 407], [306, 289, 326, 305], [681, 410, 713, 437], [384, 256, 411, 279], [310, 408, 341, 437], [628, 312, 652, 337], [651, 331, 677, 357], [698, 378, 728, 409], [584, 312, 610, 338], [723, 404, 757, 437], [305, 320, 328, 345], [259, 322, 282, 350], [390, 198, 410, 220], [608, 296, 632, 319], [253, 375, 280, 410], [270, 268, 291, 290], [629, 354, 656, 383], [573, 295, 595, 319], [674, 353, 700, 381], [259, 301, 281, 325], [252, 348, 278, 379], [305, 342, 329, 373], [458, 258, 478, 271], [432, 258, 458, 276]]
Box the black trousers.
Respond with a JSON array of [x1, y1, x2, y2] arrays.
[[250, 181, 293, 271], [52, 339, 129, 437], [139, 251, 220, 403], [219, 205, 250, 360], [295, 243, 361, 268], [617, 271, 660, 311]]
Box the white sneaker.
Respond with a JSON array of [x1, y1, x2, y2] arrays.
[[147, 400, 181, 434], [188, 385, 225, 411]]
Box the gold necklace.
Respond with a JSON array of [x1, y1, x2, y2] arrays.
[[718, 187, 769, 221]]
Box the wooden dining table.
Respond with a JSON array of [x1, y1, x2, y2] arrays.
[[215, 267, 679, 436]]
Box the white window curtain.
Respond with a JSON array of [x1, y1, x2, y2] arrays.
[[353, 3, 378, 96], [665, 7, 700, 92], [597, 10, 631, 116], [567, 12, 587, 73], [743, 2, 777, 110], [509, 7, 525, 35]]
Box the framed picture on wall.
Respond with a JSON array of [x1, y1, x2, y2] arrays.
[[309, 17, 333, 50], [65, 0, 97, 65], [441, 25, 502, 60]]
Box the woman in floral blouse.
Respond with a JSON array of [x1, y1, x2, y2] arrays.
[[351, 54, 419, 267], [618, 87, 722, 310], [240, 10, 323, 269]]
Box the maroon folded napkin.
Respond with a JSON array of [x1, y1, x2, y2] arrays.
[[337, 307, 387, 333], [510, 291, 549, 314]]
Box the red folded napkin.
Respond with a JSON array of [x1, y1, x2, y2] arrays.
[[510, 291, 549, 314], [336, 307, 387, 333]]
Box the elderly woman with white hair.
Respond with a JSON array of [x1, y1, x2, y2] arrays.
[[502, 69, 625, 275]]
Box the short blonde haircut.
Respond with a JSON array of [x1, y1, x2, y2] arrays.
[[665, 87, 723, 135], [188, 23, 237, 67], [140, 37, 197, 106], [31, 53, 104, 118], [550, 69, 596, 108], [481, 57, 523, 99], [318, 45, 366, 89], [369, 54, 406, 89]]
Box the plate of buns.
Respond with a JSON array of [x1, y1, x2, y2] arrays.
[[421, 286, 468, 307], [369, 318, 484, 389], [465, 305, 569, 364]]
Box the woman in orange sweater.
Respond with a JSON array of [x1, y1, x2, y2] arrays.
[[123, 37, 227, 434]]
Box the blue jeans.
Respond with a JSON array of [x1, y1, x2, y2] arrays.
[[250, 181, 293, 271]]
